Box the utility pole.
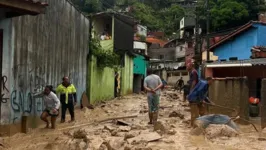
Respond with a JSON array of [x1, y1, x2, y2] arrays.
[[206, 0, 210, 61], [195, 5, 198, 58]]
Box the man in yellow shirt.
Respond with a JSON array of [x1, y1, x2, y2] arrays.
[[56, 76, 77, 123]]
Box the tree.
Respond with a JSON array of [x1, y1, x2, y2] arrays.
[[130, 2, 160, 31], [159, 4, 185, 35], [210, 0, 249, 30]]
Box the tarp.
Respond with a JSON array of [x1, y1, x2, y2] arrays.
[[196, 114, 239, 130]]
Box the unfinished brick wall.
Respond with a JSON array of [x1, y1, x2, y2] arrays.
[[209, 77, 249, 123]]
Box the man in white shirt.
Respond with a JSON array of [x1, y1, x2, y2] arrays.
[[144, 69, 163, 124]]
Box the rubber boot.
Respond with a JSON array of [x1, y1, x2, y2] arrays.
[[148, 112, 153, 124], [51, 116, 57, 129], [152, 111, 159, 124]]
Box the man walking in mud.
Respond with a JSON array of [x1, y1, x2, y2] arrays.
[[56, 76, 77, 123], [144, 69, 163, 125]]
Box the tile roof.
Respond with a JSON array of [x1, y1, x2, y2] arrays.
[[146, 37, 167, 47], [209, 21, 266, 51]]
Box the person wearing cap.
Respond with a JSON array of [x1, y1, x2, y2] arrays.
[[144, 69, 163, 125]]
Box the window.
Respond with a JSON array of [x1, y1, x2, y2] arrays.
[[181, 72, 188, 76]]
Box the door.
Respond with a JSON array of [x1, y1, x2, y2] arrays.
[[0, 29, 3, 122]]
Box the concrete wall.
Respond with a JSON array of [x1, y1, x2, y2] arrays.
[[209, 78, 249, 123], [0, 0, 89, 133], [88, 40, 115, 104], [167, 70, 189, 85], [214, 28, 257, 60], [121, 54, 133, 95]]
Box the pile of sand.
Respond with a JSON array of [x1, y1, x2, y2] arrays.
[[205, 124, 238, 140]]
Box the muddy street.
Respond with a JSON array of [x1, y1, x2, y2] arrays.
[[1, 89, 266, 150]]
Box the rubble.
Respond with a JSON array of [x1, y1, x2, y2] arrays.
[[127, 132, 162, 144], [106, 137, 125, 150], [73, 129, 88, 140], [169, 111, 185, 119], [154, 121, 167, 134], [88, 136, 104, 150], [118, 126, 131, 132], [205, 124, 238, 140]]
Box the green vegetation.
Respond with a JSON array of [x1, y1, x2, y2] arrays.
[[72, 0, 266, 35], [89, 38, 120, 70]]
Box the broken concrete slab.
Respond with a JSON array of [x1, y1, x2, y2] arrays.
[[127, 132, 162, 144]]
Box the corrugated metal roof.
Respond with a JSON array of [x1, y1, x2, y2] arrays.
[[206, 58, 266, 68]]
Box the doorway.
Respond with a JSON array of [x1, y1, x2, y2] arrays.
[[0, 29, 3, 122]]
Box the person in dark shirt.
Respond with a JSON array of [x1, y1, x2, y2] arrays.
[[176, 77, 184, 93], [183, 81, 190, 102], [187, 77, 213, 127]]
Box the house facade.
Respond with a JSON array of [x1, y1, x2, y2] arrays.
[[205, 20, 266, 111], [0, 0, 90, 135], [89, 12, 134, 103], [133, 24, 149, 93]]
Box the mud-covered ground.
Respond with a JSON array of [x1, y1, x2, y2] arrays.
[[1, 89, 266, 150]]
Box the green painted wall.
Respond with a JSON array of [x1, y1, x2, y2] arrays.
[[88, 40, 115, 104], [133, 54, 147, 76], [121, 54, 134, 95]]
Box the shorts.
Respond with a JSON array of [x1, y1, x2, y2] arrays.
[[44, 109, 59, 117], [147, 95, 160, 112]]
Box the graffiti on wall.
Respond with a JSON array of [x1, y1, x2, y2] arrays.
[[8, 64, 46, 123]]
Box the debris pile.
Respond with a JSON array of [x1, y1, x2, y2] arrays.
[[169, 111, 185, 119]]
